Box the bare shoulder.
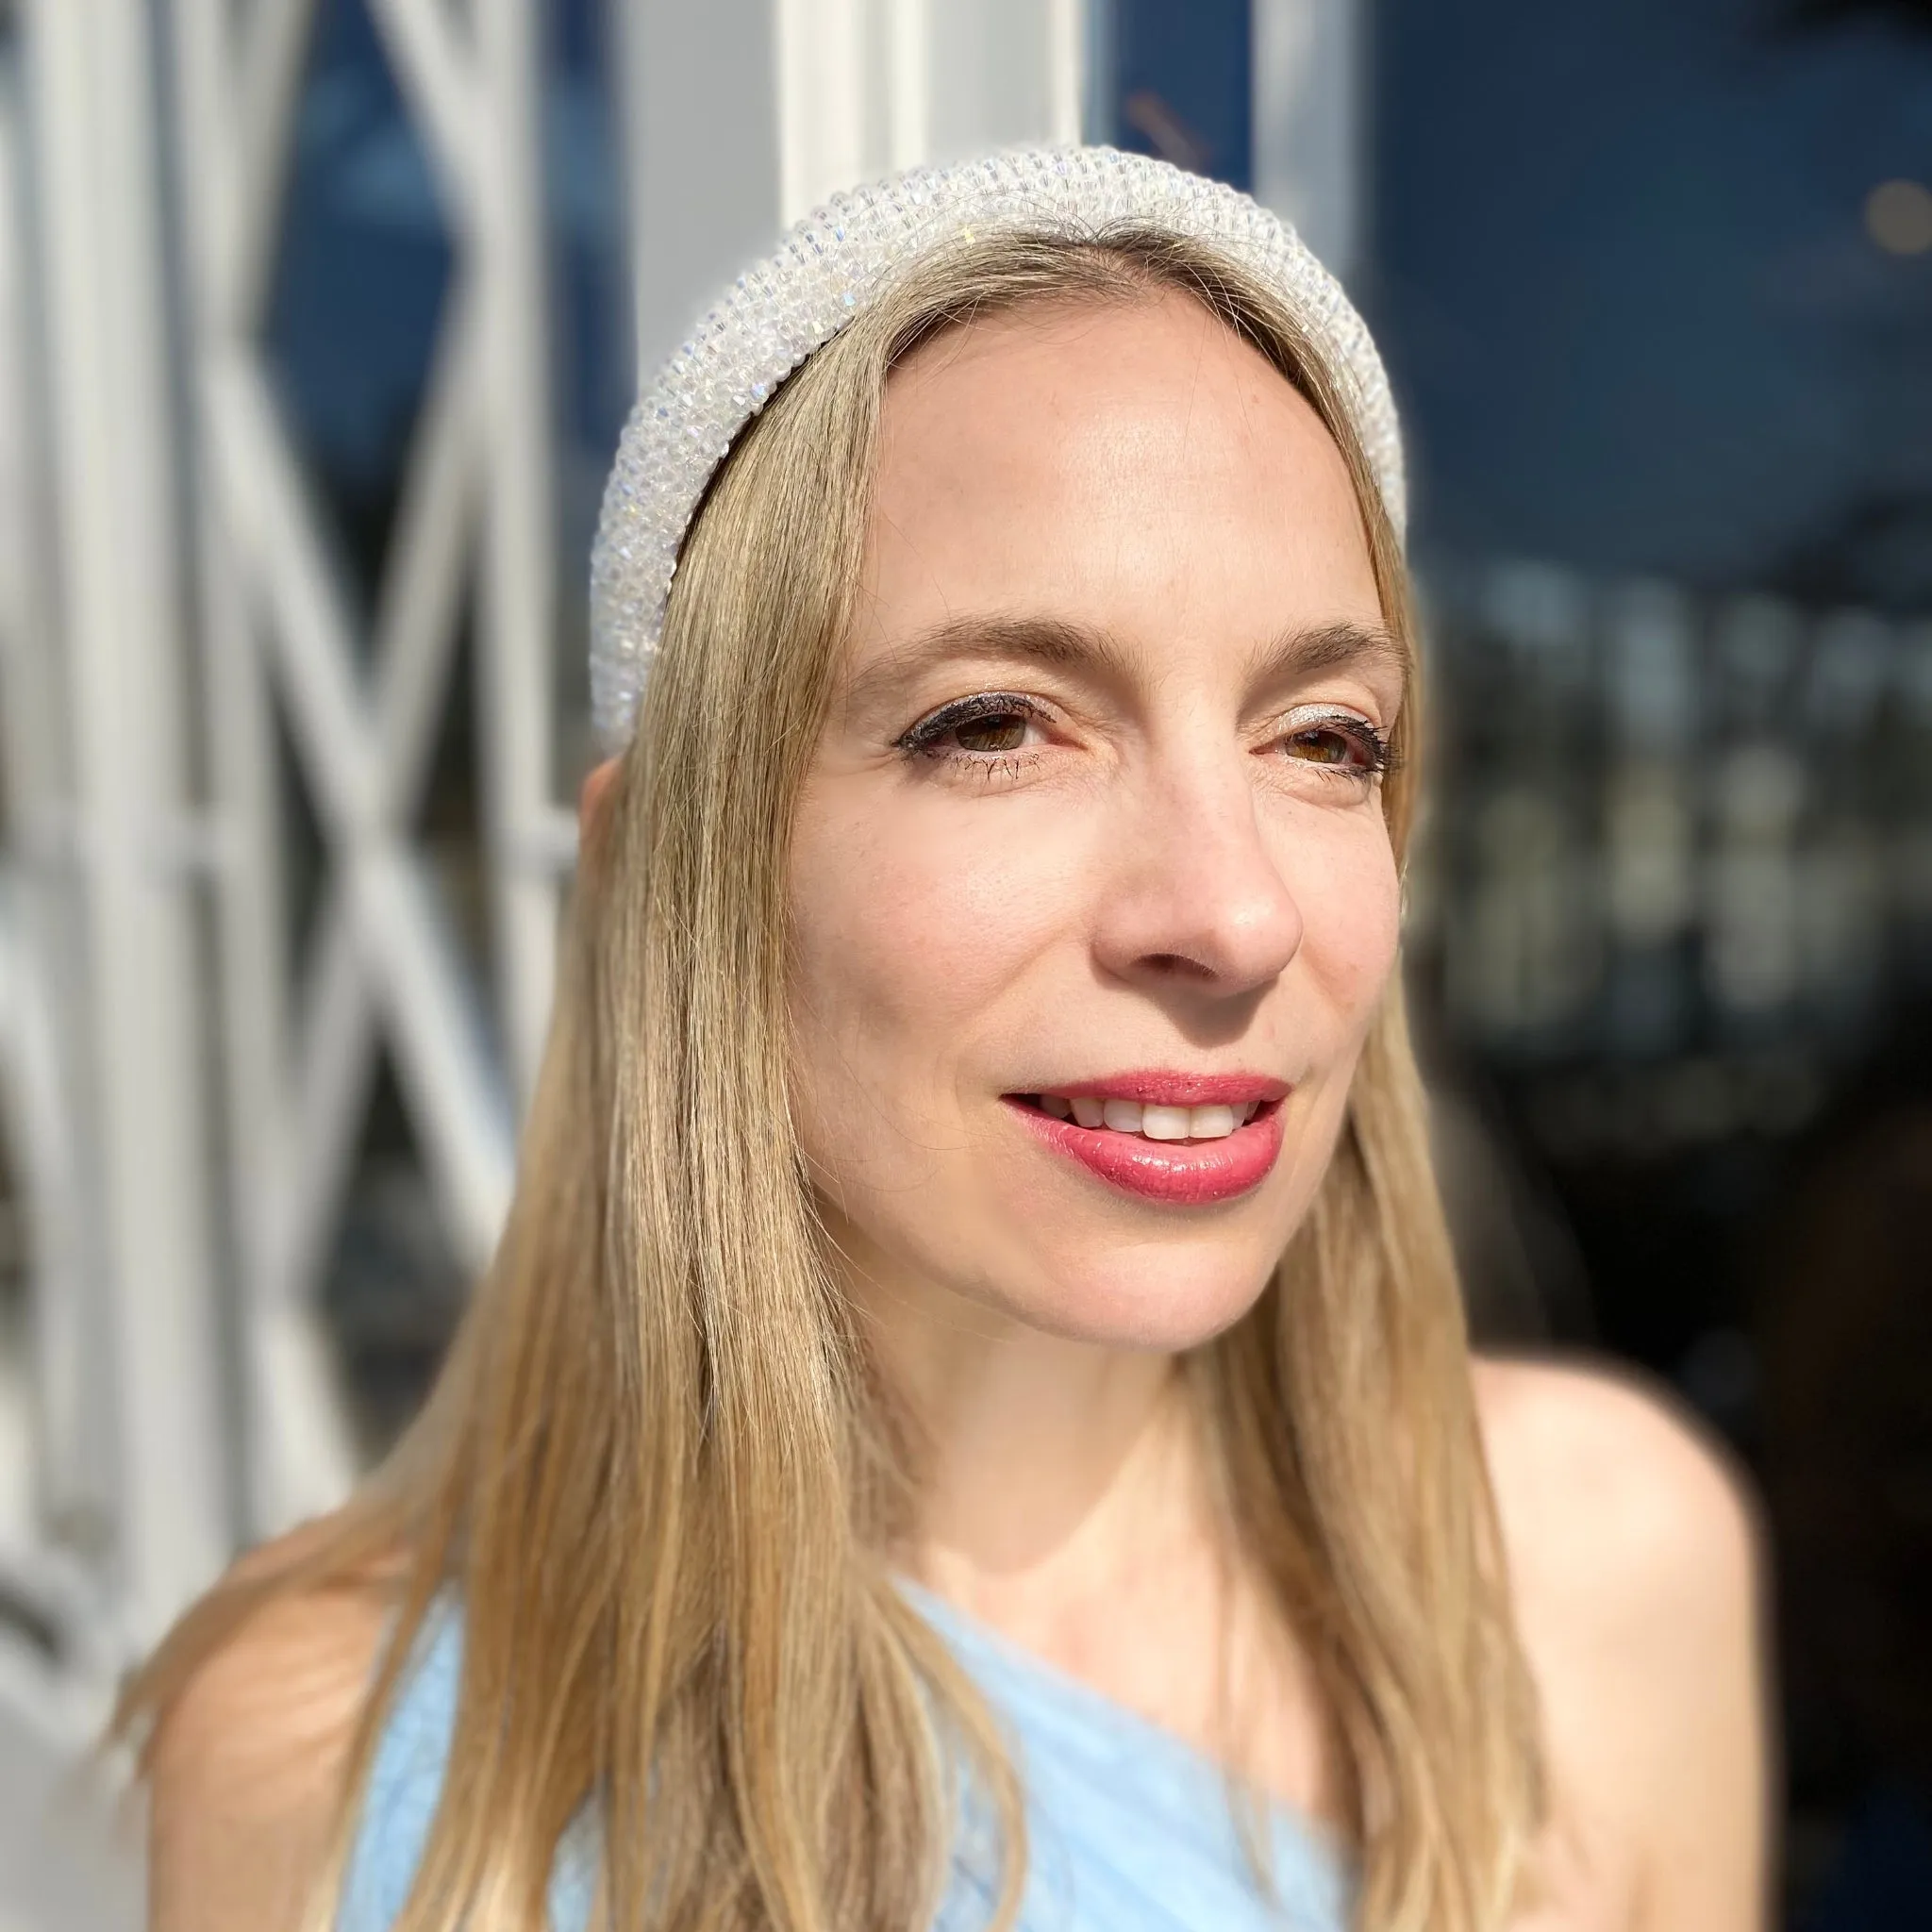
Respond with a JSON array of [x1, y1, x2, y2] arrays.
[[1472, 1354, 1774, 1929], [147, 1527, 394, 1932], [1472, 1353, 1762, 1607]]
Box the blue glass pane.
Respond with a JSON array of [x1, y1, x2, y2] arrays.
[[1372, 0, 1932, 607], [1101, 0, 1252, 191], [263, 0, 454, 620], [555, 0, 631, 466], [551, 0, 633, 766]]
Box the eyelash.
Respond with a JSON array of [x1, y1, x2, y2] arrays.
[[894, 692, 1051, 778], [1276, 709, 1398, 781], [896, 693, 1397, 786]]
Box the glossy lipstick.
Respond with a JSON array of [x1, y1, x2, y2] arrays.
[[1005, 1071, 1290, 1207]]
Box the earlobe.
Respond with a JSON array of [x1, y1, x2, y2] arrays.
[[578, 757, 622, 848]]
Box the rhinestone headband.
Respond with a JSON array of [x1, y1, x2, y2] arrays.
[[589, 144, 1406, 751]]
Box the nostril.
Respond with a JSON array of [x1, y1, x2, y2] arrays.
[[1140, 951, 1218, 981]]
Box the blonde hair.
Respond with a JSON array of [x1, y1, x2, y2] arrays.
[[121, 230, 1541, 1931]]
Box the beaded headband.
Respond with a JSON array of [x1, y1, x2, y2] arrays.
[[589, 144, 1406, 752]]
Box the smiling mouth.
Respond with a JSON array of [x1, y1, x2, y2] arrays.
[[1001, 1083, 1290, 1206], [1008, 1092, 1277, 1142]]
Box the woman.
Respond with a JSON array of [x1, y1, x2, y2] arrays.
[[133, 150, 1768, 1932]]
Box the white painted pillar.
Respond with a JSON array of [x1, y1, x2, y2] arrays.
[[1252, 0, 1363, 283], [475, 0, 566, 1112], [620, 0, 1088, 373], [0, 41, 90, 1556], [616, 0, 787, 377], [21, 0, 232, 1641]]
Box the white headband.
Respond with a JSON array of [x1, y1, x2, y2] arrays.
[[589, 144, 1405, 752]]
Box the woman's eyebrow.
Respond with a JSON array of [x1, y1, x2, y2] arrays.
[[845, 614, 1136, 713], [1247, 618, 1407, 692], [844, 612, 1404, 719]]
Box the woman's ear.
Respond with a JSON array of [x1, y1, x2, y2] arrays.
[[578, 757, 622, 852]]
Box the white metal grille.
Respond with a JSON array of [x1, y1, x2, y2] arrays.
[[171, 0, 575, 1548]]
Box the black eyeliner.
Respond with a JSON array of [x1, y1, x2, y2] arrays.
[[1280, 710, 1399, 777], [895, 691, 1044, 756]]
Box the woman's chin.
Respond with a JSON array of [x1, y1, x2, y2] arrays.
[[985, 1253, 1275, 1354]]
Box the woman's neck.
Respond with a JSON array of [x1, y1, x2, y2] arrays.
[[850, 1255, 1341, 1824], [853, 1263, 1224, 1630]]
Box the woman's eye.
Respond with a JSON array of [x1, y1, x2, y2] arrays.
[[1279, 715, 1390, 775], [951, 711, 1031, 754], [897, 694, 1050, 764]]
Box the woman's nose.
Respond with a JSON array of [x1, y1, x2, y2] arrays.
[[1090, 759, 1305, 1001]]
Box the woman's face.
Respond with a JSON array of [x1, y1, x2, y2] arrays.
[[788, 291, 1403, 1353]]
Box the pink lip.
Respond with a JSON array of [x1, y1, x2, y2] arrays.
[[1032, 1070, 1291, 1108], [1002, 1079, 1290, 1207]]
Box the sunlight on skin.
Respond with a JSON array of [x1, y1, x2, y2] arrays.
[[781, 297, 1397, 1800], [790, 292, 1400, 1526]]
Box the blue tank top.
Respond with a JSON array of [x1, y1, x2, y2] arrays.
[[338, 1589, 1354, 1930]]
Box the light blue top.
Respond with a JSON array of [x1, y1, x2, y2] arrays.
[[339, 1590, 1353, 1931]]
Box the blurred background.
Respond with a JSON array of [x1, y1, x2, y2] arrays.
[[0, 0, 1926, 1924]]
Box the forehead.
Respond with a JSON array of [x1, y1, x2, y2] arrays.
[[861, 290, 1383, 661]]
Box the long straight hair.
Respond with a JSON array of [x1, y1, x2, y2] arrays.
[[121, 229, 1542, 1932]]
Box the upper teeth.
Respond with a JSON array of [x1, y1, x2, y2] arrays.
[[1040, 1095, 1257, 1139]]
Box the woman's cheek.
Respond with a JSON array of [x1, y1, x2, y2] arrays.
[[788, 790, 1062, 1123], [1283, 815, 1403, 1020], [821, 796, 1091, 1018]]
